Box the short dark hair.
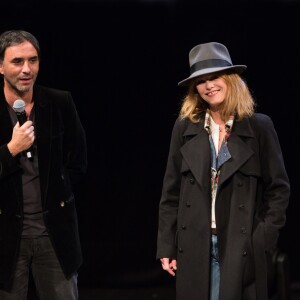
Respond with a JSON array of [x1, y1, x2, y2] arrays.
[[0, 30, 40, 62]]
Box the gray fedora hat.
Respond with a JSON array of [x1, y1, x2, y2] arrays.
[[178, 42, 247, 86]]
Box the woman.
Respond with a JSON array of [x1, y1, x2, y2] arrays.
[[156, 42, 290, 300]]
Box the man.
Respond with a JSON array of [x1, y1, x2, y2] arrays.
[[0, 30, 87, 299]]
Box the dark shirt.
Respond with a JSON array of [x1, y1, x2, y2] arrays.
[[8, 103, 47, 236]]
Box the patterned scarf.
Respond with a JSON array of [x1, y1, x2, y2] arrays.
[[204, 110, 234, 201]]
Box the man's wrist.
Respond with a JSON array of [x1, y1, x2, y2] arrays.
[[7, 143, 17, 157]]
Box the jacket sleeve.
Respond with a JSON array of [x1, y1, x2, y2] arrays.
[[253, 113, 290, 251], [156, 117, 185, 259], [0, 145, 20, 180], [62, 92, 88, 187]]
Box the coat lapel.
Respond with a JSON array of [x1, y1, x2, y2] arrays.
[[33, 86, 52, 207], [218, 118, 255, 186], [180, 121, 211, 188], [180, 116, 256, 188]]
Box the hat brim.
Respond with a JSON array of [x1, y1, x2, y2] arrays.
[[178, 65, 247, 86]]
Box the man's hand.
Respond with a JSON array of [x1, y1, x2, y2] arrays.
[[7, 121, 35, 157]]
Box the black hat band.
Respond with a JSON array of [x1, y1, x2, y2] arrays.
[[190, 59, 232, 75]]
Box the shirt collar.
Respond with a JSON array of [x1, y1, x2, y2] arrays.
[[204, 109, 235, 139]]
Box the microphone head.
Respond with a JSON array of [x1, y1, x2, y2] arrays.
[[13, 99, 26, 113]]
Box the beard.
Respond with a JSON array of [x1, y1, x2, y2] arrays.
[[5, 77, 35, 96]]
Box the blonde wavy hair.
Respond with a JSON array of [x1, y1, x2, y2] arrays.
[[179, 73, 256, 123]]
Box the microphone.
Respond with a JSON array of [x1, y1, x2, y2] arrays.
[[12, 99, 33, 159]]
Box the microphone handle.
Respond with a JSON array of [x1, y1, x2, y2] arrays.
[[16, 111, 27, 125], [15, 111, 33, 159]]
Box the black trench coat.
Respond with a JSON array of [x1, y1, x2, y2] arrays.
[[157, 113, 290, 300]]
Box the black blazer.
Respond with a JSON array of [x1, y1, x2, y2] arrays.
[[0, 83, 88, 285]]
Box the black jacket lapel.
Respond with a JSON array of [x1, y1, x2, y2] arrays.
[[218, 118, 255, 186], [180, 121, 211, 188]]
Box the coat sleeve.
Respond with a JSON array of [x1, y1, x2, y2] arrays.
[[156, 117, 186, 259], [253, 113, 290, 251]]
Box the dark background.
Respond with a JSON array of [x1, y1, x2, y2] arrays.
[[1, 0, 299, 293]]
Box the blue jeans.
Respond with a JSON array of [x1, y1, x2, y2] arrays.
[[0, 236, 78, 300], [210, 234, 220, 300]]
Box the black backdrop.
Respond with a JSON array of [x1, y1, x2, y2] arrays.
[[1, 0, 299, 289]]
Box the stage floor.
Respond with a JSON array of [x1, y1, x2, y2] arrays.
[[78, 283, 300, 300], [27, 281, 300, 299]]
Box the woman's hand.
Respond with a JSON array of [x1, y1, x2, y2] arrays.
[[160, 257, 177, 276]]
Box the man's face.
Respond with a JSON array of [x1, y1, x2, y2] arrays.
[[0, 41, 39, 95]]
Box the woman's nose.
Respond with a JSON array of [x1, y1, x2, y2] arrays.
[[205, 80, 214, 89]]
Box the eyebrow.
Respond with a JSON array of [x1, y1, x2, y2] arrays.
[[11, 55, 39, 61]]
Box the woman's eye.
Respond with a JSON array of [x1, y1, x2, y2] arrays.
[[196, 79, 205, 85]]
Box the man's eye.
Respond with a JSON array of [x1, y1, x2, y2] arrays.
[[12, 60, 23, 65]]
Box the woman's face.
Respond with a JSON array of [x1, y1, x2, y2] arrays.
[[195, 73, 227, 110]]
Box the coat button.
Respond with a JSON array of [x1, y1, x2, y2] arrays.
[[241, 227, 246, 234], [243, 251, 247, 256], [181, 225, 186, 230], [186, 202, 191, 207], [189, 178, 195, 184], [178, 248, 183, 253], [60, 201, 65, 207], [238, 204, 245, 209]]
